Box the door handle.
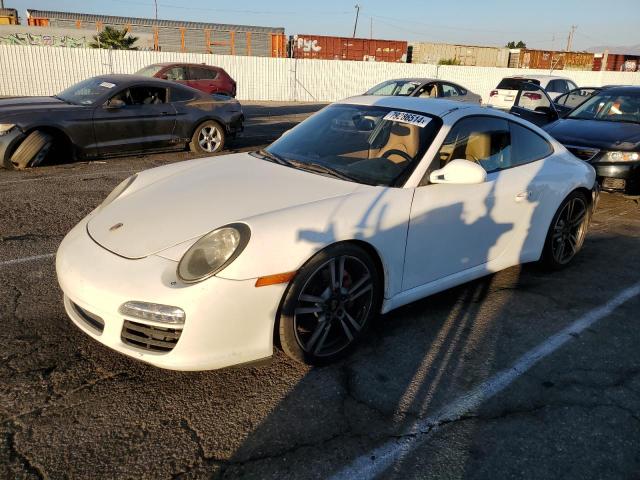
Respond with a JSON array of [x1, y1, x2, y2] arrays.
[[515, 191, 532, 202]]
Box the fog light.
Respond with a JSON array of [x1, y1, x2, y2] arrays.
[[119, 301, 186, 325]]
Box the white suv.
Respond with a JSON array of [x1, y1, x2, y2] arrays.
[[487, 75, 578, 110]]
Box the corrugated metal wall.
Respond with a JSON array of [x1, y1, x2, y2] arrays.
[[1, 45, 639, 103]]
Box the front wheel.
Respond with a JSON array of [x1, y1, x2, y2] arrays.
[[278, 243, 382, 365], [542, 191, 590, 269], [190, 120, 226, 154]]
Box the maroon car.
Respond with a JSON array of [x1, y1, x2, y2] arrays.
[[136, 63, 237, 97]]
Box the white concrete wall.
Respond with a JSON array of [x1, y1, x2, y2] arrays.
[[1, 45, 640, 102]]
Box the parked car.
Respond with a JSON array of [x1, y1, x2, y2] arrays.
[[365, 78, 481, 103], [56, 96, 597, 370], [553, 86, 602, 116], [137, 63, 237, 97], [487, 75, 578, 110], [510, 84, 639, 196], [0, 75, 244, 169]]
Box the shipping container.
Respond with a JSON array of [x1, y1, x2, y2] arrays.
[[408, 42, 509, 67], [593, 52, 639, 72], [515, 48, 594, 71], [0, 8, 19, 25], [25, 9, 286, 56], [292, 34, 407, 62]]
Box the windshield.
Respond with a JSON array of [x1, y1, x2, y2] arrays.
[[263, 104, 442, 186], [56, 78, 118, 105], [136, 65, 164, 77], [365, 80, 421, 96], [568, 92, 640, 124]]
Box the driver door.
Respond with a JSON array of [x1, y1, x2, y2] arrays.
[[403, 116, 535, 291], [509, 84, 559, 127], [93, 85, 177, 155]]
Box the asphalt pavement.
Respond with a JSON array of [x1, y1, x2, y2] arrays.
[[1, 102, 640, 480]]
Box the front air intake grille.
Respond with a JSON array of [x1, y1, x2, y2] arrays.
[[565, 145, 600, 162], [72, 302, 105, 334], [121, 320, 182, 352]]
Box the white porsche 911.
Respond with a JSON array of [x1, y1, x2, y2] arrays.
[[56, 96, 598, 370]]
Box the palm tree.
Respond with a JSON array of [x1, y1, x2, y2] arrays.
[[90, 26, 139, 50]]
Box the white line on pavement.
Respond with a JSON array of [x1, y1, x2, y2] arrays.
[[0, 253, 55, 268], [329, 280, 640, 480]]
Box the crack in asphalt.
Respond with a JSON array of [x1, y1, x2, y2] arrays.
[[4, 419, 48, 480]]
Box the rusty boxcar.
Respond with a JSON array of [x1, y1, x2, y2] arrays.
[[593, 52, 639, 72], [292, 34, 407, 62], [515, 48, 594, 71]]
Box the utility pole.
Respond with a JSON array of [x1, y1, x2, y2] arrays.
[[352, 4, 361, 38], [153, 0, 158, 21], [565, 25, 577, 52], [0, 1, 4, 10]]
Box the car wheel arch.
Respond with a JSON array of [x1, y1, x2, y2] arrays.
[[272, 238, 388, 350], [14, 125, 76, 161]]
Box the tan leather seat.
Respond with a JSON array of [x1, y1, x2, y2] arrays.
[[429, 85, 438, 98], [464, 132, 490, 162], [377, 123, 420, 164]]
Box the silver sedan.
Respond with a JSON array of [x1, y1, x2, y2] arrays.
[[365, 78, 482, 104]]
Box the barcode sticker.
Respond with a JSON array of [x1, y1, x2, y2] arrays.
[[383, 111, 431, 128]]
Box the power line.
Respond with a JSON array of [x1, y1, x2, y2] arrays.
[[352, 4, 361, 38]]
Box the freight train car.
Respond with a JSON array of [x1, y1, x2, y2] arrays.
[[593, 52, 639, 72], [514, 48, 594, 71], [291, 34, 407, 62], [408, 42, 510, 67], [0, 8, 19, 25], [25, 9, 287, 56]]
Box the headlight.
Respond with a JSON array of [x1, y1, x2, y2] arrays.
[[604, 151, 640, 162], [0, 123, 15, 136], [177, 223, 250, 283], [99, 174, 138, 209]]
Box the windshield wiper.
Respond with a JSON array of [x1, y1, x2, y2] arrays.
[[254, 149, 292, 166], [288, 160, 360, 183]]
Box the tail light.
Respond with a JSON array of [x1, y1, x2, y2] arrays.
[[523, 92, 542, 100], [490, 90, 498, 97]]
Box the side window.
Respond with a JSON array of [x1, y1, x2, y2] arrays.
[[128, 86, 167, 105], [509, 122, 553, 166], [169, 87, 195, 102], [436, 116, 511, 173], [189, 67, 217, 80], [555, 92, 569, 105], [164, 67, 187, 81], [568, 80, 578, 91], [417, 83, 438, 98], [441, 84, 459, 97]]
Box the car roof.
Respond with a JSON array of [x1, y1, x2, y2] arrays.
[[595, 85, 640, 94], [146, 62, 219, 68], [505, 74, 570, 81], [381, 78, 439, 83], [341, 95, 505, 118]]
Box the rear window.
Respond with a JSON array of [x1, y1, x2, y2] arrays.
[[497, 78, 541, 90]]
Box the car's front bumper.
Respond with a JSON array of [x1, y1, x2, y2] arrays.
[[593, 161, 640, 196], [56, 215, 287, 371]]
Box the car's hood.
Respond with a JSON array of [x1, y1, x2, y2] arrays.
[[0, 96, 86, 119], [87, 153, 361, 259], [544, 118, 640, 151]]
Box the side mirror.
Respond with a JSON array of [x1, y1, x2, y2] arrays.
[[430, 159, 487, 185], [106, 99, 125, 109]]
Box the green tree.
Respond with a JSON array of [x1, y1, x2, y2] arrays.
[[438, 57, 461, 65], [90, 26, 139, 50], [506, 40, 527, 49]]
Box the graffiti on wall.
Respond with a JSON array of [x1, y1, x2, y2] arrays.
[[0, 32, 88, 48], [294, 36, 321, 53]]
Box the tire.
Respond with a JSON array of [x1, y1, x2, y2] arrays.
[[9, 130, 53, 170], [190, 120, 226, 154], [541, 191, 591, 270], [277, 243, 382, 365]]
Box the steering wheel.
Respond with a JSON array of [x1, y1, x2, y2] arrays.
[[382, 149, 413, 163]]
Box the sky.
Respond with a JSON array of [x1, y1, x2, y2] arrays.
[[8, 0, 640, 51]]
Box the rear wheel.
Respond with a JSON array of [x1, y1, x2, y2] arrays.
[[278, 243, 382, 365], [190, 121, 226, 154], [542, 191, 590, 269], [8, 130, 53, 169]]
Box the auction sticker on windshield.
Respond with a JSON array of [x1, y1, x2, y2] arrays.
[[383, 111, 431, 128]]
